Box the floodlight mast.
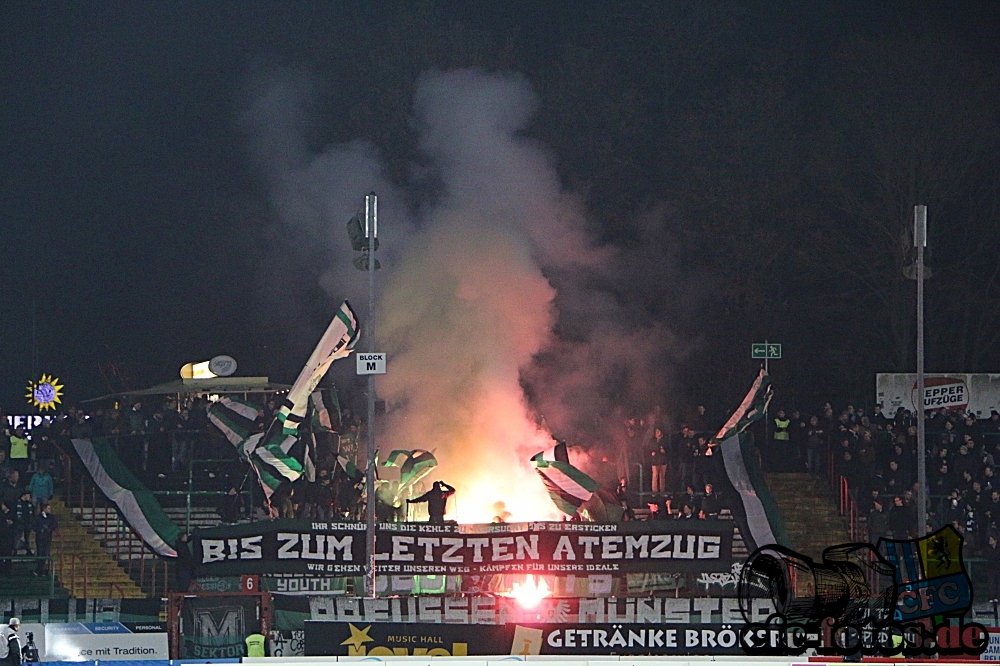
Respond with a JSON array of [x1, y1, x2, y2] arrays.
[[915, 204, 927, 538], [365, 192, 378, 597]]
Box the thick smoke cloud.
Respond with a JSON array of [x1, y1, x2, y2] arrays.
[[246, 68, 679, 521]]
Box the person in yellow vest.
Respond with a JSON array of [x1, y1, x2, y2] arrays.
[[772, 410, 790, 470], [245, 632, 266, 657], [7, 429, 29, 477]]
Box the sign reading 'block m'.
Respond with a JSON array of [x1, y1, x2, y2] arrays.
[[356, 353, 386, 375]]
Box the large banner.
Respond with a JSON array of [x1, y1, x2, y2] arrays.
[[179, 595, 261, 659], [190, 519, 733, 577], [303, 595, 769, 626], [303, 620, 743, 656]]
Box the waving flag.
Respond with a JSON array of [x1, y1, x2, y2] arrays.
[[207, 396, 258, 446], [714, 369, 789, 550], [379, 449, 438, 507], [277, 301, 359, 435], [207, 302, 359, 501], [531, 441, 600, 516], [73, 438, 180, 557]]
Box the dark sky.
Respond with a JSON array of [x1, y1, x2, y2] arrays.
[[2, 1, 998, 416]]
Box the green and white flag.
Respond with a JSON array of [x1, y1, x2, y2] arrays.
[[72, 438, 181, 557], [531, 441, 600, 516], [207, 396, 258, 447], [207, 300, 357, 501], [379, 449, 437, 506], [207, 397, 314, 499], [713, 369, 789, 550], [277, 301, 359, 435]]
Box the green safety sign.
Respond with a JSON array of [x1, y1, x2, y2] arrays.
[[752, 343, 782, 359]]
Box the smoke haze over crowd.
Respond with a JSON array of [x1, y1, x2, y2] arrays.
[[244, 68, 680, 518]]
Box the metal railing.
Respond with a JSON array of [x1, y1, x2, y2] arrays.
[[0, 556, 55, 597], [151, 489, 252, 534], [64, 552, 89, 597], [836, 474, 864, 542]]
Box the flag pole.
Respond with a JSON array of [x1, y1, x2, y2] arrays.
[[364, 192, 378, 597], [915, 205, 927, 538]]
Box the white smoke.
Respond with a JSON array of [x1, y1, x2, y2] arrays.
[[246, 68, 678, 522]]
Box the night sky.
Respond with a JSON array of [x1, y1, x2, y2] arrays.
[[2, 1, 999, 420]]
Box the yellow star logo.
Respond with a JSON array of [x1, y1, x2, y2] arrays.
[[340, 623, 375, 650]]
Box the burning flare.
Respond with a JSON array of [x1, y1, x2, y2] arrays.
[[503, 575, 551, 608]]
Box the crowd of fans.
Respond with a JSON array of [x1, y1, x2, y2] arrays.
[[0, 415, 57, 575], [0, 395, 372, 528], [7, 396, 1000, 540], [765, 404, 1000, 546], [617, 405, 727, 521], [628, 403, 1000, 546]]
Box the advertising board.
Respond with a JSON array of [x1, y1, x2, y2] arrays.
[[877, 373, 1000, 415], [41, 622, 168, 661], [303, 621, 743, 656]]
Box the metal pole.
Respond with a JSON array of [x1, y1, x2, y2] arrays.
[[364, 192, 378, 597], [915, 205, 927, 538]]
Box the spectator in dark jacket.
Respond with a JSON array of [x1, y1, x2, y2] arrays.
[[216, 488, 243, 523], [309, 475, 336, 520], [868, 501, 889, 542], [700, 484, 721, 516], [13, 492, 33, 555], [887, 496, 915, 539], [408, 481, 455, 524], [0, 504, 14, 576], [0, 472, 21, 510], [33, 503, 56, 576]]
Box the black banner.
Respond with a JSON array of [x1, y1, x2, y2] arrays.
[[191, 519, 733, 576], [304, 621, 743, 656], [179, 595, 261, 659]]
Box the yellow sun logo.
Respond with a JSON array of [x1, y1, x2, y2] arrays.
[[26, 374, 64, 411]]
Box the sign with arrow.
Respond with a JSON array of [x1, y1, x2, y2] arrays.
[[751, 343, 782, 359]]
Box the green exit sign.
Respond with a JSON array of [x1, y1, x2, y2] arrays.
[[752, 343, 782, 359]]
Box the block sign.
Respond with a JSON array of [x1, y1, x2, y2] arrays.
[[357, 353, 386, 375]]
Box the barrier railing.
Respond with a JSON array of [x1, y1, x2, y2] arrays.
[[67, 552, 89, 597], [0, 556, 55, 597], [832, 473, 865, 543]]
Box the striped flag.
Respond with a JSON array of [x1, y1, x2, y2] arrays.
[[714, 369, 790, 551], [207, 303, 358, 501], [380, 449, 438, 506], [73, 438, 180, 557], [277, 301, 359, 435], [531, 441, 599, 517], [383, 449, 437, 487], [207, 396, 258, 447], [337, 454, 363, 484]]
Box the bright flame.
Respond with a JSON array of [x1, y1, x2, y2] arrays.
[[505, 575, 551, 608]]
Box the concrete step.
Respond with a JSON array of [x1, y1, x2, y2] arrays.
[[49, 498, 147, 598], [766, 473, 850, 559]]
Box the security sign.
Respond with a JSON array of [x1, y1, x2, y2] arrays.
[[356, 353, 386, 375]]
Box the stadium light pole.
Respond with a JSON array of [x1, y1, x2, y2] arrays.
[[348, 192, 379, 597], [915, 205, 927, 538], [364, 192, 378, 597]]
